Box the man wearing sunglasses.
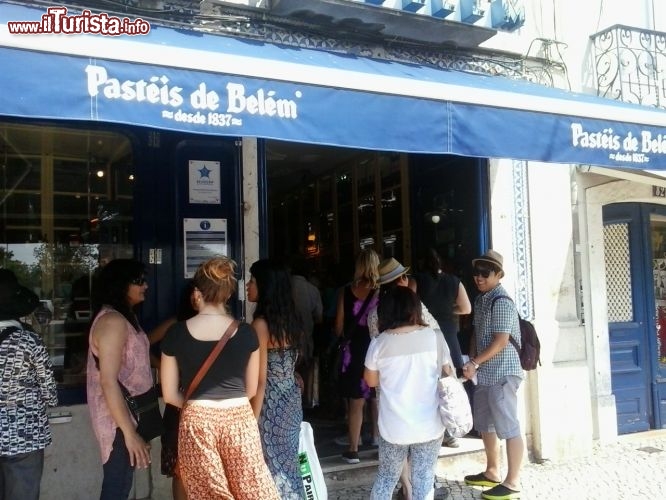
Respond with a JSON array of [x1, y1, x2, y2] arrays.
[[462, 250, 524, 500]]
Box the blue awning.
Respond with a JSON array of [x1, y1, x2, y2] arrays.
[[2, 2, 666, 169]]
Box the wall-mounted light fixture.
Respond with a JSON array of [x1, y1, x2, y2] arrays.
[[425, 211, 443, 224]]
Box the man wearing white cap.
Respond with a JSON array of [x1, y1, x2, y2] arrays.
[[462, 250, 523, 500]]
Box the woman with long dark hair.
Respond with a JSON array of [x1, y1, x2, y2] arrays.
[[86, 258, 154, 500], [247, 258, 305, 499]]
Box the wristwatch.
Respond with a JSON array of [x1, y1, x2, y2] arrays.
[[470, 359, 480, 370]]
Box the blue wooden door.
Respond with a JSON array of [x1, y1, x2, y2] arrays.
[[603, 203, 652, 433], [645, 206, 666, 430]]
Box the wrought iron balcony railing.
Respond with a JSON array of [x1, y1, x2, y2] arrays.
[[591, 24, 666, 109]]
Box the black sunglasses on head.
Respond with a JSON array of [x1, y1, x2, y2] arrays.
[[130, 277, 147, 285], [472, 268, 493, 278]]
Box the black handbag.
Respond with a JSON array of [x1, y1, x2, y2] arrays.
[[93, 352, 163, 442], [119, 384, 163, 442]]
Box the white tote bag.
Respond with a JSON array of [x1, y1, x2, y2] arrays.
[[298, 421, 328, 500], [436, 335, 473, 438], [437, 375, 473, 438]]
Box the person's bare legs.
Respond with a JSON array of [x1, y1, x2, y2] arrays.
[[172, 476, 187, 500], [503, 435, 523, 491], [480, 431, 502, 482], [399, 458, 412, 499], [348, 398, 365, 452]]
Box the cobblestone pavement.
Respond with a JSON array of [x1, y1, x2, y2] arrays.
[[327, 431, 666, 499]]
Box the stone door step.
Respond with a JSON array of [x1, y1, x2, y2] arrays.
[[322, 437, 488, 492]]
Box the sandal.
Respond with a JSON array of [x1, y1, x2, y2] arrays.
[[481, 484, 520, 500], [464, 472, 501, 487]]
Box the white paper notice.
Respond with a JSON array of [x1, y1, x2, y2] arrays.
[[183, 218, 227, 278]]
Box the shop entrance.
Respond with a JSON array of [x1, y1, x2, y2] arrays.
[[264, 140, 487, 455], [264, 143, 486, 289]]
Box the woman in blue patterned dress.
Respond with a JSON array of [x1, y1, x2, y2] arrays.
[[248, 259, 306, 499]]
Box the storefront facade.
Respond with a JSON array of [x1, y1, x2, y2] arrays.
[[3, 0, 666, 497]]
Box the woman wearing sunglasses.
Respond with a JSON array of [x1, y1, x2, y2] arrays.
[[86, 259, 154, 500]]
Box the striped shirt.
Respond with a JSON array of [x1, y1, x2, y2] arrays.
[[473, 285, 523, 385]]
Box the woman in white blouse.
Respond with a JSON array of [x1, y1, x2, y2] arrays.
[[364, 286, 451, 500], [366, 257, 452, 500]]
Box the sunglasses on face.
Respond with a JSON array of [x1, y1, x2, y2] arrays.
[[472, 268, 493, 278], [130, 277, 147, 286]]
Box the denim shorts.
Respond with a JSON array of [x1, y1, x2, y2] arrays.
[[473, 375, 522, 439]]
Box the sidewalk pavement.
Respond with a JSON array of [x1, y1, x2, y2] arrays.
[[325, 430, 666, 499]]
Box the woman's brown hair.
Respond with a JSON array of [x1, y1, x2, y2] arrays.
[[193, 256, 237, 307]]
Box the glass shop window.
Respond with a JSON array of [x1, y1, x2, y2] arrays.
[[0, 123, 134, 403]]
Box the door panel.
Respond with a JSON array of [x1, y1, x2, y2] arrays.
[[603, 203, 651, 433], [174, 139, 242, 315]]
